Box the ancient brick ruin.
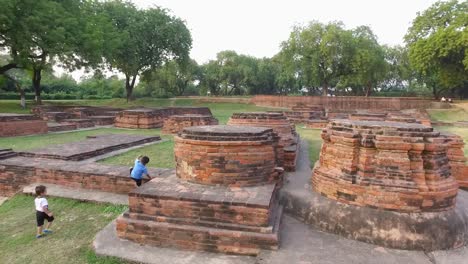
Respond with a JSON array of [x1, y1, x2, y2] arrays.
[[0, 114, 48, 137], [313, 120, 459, 212], [162, 114, 218, 134], [116, 125, 284, 255], [0, 134, 162, 196], [115, 107, 213, 129], [441, 132, 468, 188], [227, 112, 299, 171]]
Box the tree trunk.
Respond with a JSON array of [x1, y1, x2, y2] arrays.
[[125, 75, 137, 102], [16, 84, 26, 109], [32, 68, 42, 104], [322, 81, 328, 96], [365, 82, 372, 97]]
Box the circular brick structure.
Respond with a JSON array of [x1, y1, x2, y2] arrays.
[[313, 119, 459, 213], [162, 114, 218, 134], [227, 112, 296, 146], [174, 125, 282, 186], [227, 112, 299, 171]]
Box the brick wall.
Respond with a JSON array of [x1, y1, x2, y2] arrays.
[[0, 119, 48, 137], [252, 95, 433, 110]]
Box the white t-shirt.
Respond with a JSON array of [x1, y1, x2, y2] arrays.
[[35, 197, 48, 212]]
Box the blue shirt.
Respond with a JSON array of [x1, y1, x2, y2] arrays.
[[131, 159, 148, 180]]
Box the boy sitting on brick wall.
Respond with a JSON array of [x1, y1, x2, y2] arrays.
[[130, 155, 152, 186]]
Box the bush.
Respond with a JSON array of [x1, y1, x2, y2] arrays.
[[82, 95, 112, 100]]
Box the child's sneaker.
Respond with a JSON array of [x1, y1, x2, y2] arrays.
[[36, 234, 43, 239], [43, 230, 53, 234]]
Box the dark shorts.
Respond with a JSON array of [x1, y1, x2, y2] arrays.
[[131, 177, 142, 186], [36, 211, 54, 227]]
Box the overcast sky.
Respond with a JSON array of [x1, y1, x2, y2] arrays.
[[132, 0, 439, 63]]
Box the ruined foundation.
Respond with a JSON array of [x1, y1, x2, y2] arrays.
[[162, 114, 218, 134], [313, 120, 459, 213], [227, 112, 299, 171], [114, 107, 213, 129], [116, 125, 284, 255], [0, 114, 48, 137], [441, 132, 468, 188]]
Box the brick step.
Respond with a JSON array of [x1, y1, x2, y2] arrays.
[[89, 116, 115, 126], [47, 122, 78, 132], [60, 119, 95, 128], [116, 205, 283, 256]]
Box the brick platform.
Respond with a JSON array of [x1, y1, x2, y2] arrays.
[[0, 156, 170, 196], [115, 107, 213, 129], [313, 120, 459, 213], [89, 116, 116, 126], [61, 118, 95, 128], [19, 134, 160, 161], [349, 113, 387, 121], [227, 112, 299, 171], [47, 122, 78, 132], [0, 114, 48, 137], [162, 114, 218, 134], [441, 132, 468, 188], [283, 105, 326, 124], [117, 125, 284, 255], [305, 120, 328, 129]]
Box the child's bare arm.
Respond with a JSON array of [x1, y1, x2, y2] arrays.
[[42, 206, 53, 217]]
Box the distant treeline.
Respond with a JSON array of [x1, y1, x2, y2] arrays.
[[0, 0, 466, 103]]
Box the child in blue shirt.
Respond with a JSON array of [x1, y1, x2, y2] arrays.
[[130, 155, 152, 186]]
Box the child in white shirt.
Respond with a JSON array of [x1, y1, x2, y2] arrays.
[[35, 185, 54, 238]]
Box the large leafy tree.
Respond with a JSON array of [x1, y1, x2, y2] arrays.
[[405, 0, 468, 99], [140, 59, 199, 96], [0, 0, 109, 103], [279, 21, 354, 96], [102, 1, 192, 101], [339, 26, 387, 96]]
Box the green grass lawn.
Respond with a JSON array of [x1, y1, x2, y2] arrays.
[[295, 125, 323, 166], [427, 107, 468, 122], [436, 126, 468, 157], [0, 195, 126, 264]]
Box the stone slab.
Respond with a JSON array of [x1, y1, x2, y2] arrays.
[[18, 134, 160, 160], [22, 183, 128, 205], [131, 174, 276, 209]]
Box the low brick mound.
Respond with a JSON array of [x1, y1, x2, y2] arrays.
[[326, 109, 356, 119], [117, 125, 284, 255], [19, 134, 160, 161], [162, 114, 218, 134], [0, 114, 48, 137], [305, 120, 328, 129], [60, 119, 95, 128], [313, 120, 459, 213], [47, 122, 78, 132], [227, 112, 299, 171], [115, 107, 213, 129], [441, 132, 468, 188], [0, 156, 169, 197], [349, 112, 387, 121], [41, 111, 75, 122], [284, 105, 326, 124], [455, 121, 468, 128], [89, 116, 115, 126]]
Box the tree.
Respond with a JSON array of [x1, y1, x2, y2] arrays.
[[339, 26, 387, 96], [102, 1, 192, 101], [279, 21, 355, 96], [405, 0, 468, 99], [0, 0, 109, 103], [141, 59, 199, 96]]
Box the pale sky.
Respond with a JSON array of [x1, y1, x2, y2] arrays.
[[133, 0, 440, 63], [61, 0, 440, 80]]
